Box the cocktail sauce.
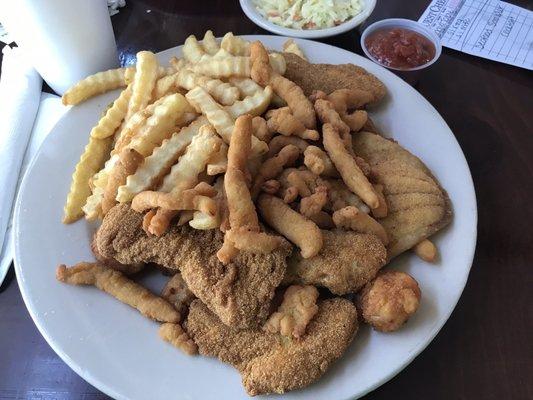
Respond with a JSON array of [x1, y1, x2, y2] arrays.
[[364, 27, 436, 69]]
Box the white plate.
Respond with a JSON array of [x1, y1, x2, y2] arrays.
[[240, 0, 376, 39], [14, 36, 477, 400]]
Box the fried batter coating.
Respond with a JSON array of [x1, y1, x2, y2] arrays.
[[323, 124, 379, 209], [95, 204, 293, 329], [300, 186, 328, 218], [258, 194, 322, 259], [358, 270, 421, 332], [186, 298, 358, 396], [251, 144, 300, 198], [56, 262, 180, 323], [161, 273, 196, 316], [332, 206, 389, 245], [251, 116, 272, 142], [251, 41, 316, 129], [263, 285, 319, 338], [352, 132, 452, 259], [267, 135, 309, 157], [413, 239, 438, 262], [283, 53, 387, 104], [266, 107, 319, 140], [284, 230, 387, 295], [91, 233, 144, 275], [159, 323, 198, 355], [303, 145, 338, 177]]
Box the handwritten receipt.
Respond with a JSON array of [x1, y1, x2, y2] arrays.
[[419, 0, 532, 70]]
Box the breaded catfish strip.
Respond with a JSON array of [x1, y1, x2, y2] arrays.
[[283, 52, 386, 104], [284, 230, 387, 295], [352, 132, 452, 259], [186, 298, 358, 396], [94, 204, 293, 329], [56, 262, 179, 323]]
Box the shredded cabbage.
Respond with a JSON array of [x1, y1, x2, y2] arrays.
[[253, 0, 364, 30]]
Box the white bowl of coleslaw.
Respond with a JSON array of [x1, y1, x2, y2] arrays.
[[240, 0, 376, 38]]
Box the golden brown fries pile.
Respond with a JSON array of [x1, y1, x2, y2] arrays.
[[62, 31, 399, 263], [60, 32, 439, 358]]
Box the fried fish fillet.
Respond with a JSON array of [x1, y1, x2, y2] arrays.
[[186, 298, 358, 396], [352, 132, 453, 259], [283, 53, 387, 104], [95, 204, 293, 329], [284, 230, 387, 295]]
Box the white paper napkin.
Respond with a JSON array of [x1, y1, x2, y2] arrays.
[[0, 47, 67, 284]]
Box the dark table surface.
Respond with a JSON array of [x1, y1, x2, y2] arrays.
[[1, 0, 532, 399]]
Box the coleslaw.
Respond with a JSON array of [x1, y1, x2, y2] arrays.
[[253, 0, 364, 30]]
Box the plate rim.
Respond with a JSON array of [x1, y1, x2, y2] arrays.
[[13, 35, 478, 400]]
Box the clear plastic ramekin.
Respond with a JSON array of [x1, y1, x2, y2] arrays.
[[360, 18, 442, 72]]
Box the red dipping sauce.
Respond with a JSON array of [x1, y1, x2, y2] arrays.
[[364, 27, 436, 70]]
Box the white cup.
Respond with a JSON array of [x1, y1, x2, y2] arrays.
[[0, 0, 118, 94]]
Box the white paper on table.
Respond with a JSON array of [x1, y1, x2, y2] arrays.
[[419, 0, 533, 70], [0, 93, 67, 284]]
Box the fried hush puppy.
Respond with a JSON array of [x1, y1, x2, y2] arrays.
[[358, 270, 421, 332]]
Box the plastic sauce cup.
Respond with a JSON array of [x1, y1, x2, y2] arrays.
[[360, 18, 442, 84]]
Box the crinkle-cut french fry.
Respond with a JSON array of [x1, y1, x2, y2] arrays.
[[185, 86, 267, 155], [202, 30, 219, 55], [229, 77, 286, 109], [82, 155, 119, 220], [117, 116, 207, 202], [148, 125, 222, 236], [228, 77, 262, 97], [62, 68, 129, 106], [199, 48, 232, 61], [126, 51, 159, 120], [124, 65, 171, 85], [169, 57, 186, 71], [191, 56, 250, 78], [129, 93, 195, 157], [160, 124, 222, 193], [176, 68, 239, 106], [268, 52, 287, 75], [185, 86, 234, 138], [113, 95, 169, 153], [56, 262, 180, 323], [90, 86, 132, 139], [220, 32, 250, 56], [283, 39, 307, 60], [63, 136, 114, 223], [153, 71, 179, 100], [183, 34, 206, 63], [225, 85, 273, 119]]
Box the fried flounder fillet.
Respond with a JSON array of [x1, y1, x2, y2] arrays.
[[283, 53, 386, 104], [284, 230, 387, 295], [352, 132, 453, 259], [186, 298, 358, 396], [95, 204, 293, 329]]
